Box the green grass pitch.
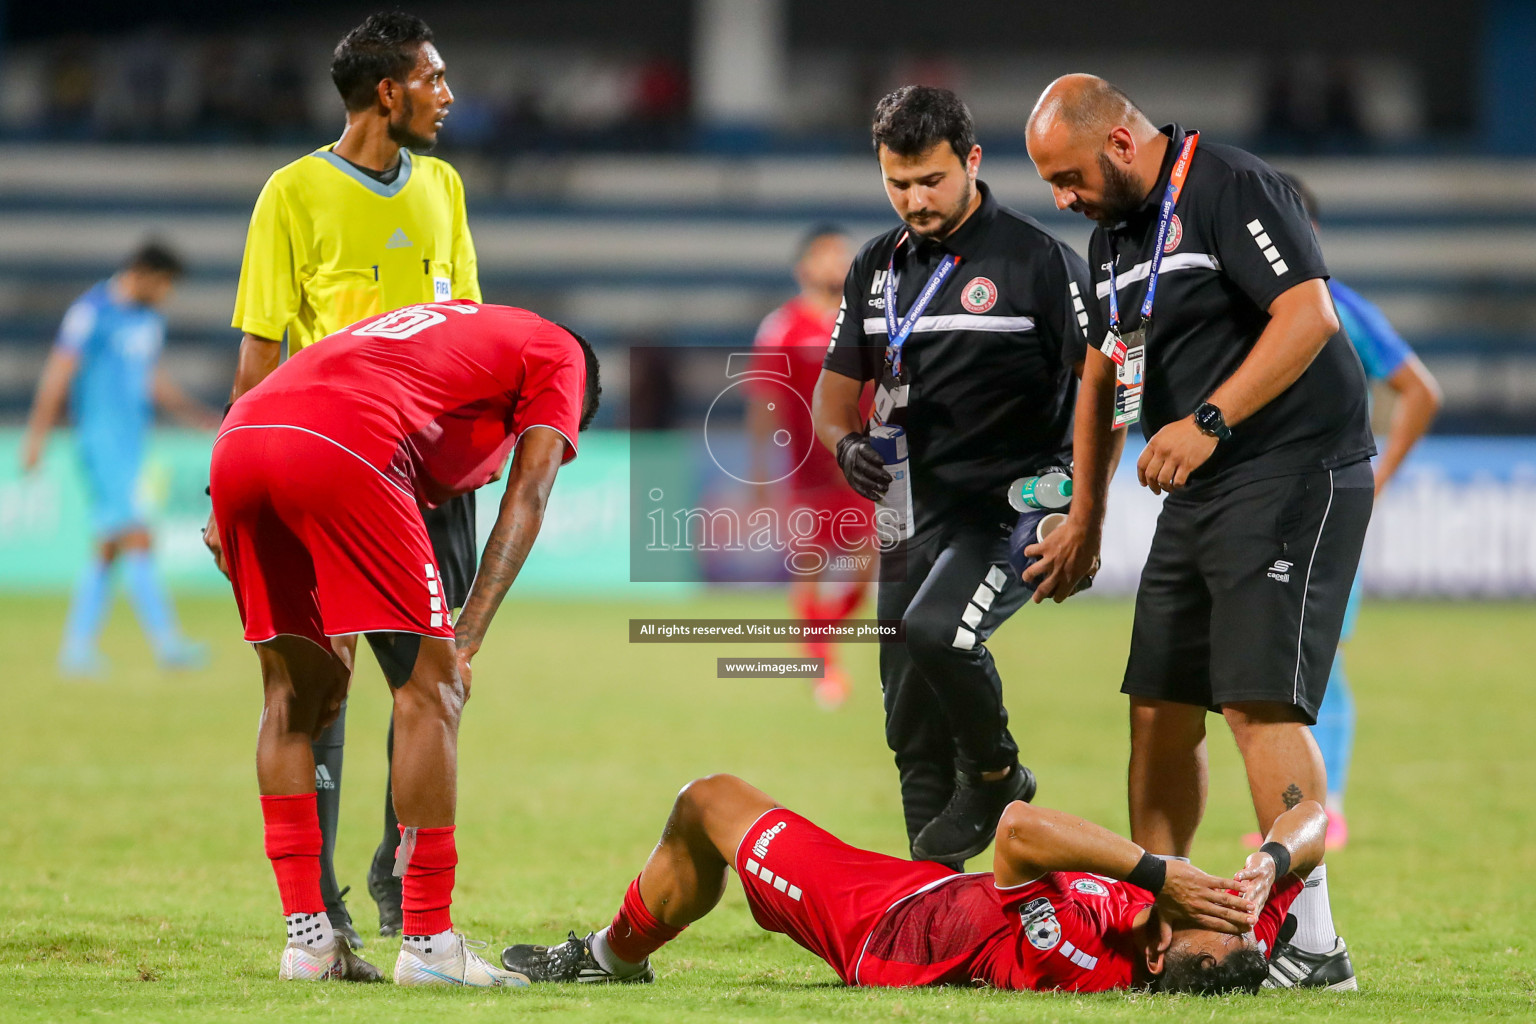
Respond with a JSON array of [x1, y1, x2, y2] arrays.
[[1, 592, 1533, 1021]]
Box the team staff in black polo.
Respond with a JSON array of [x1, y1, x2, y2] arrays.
[[1023, 75, 1373, 990], [812, 86, 1096, 869]]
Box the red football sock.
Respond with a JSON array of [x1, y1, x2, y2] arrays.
[[261, 793, 324, 916], [605, 877, 684, 965], [400, 825, 456, 936]]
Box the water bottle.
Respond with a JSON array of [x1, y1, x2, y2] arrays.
[[867, 424, 913, 542], [1007, 469, 1073, 512]]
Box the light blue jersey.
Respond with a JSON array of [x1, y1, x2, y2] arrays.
[[1330, 279, 1412, 384], [56, 280, 165, 534]]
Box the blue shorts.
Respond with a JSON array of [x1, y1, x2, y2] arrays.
[[78, 445, 145, 538]]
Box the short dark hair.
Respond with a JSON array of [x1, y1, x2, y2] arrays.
[[125, 240, 184, 278], [795, 222, 847, 262], [1156, 945, 1269, 996], [1280, 172, 1320, 221], [872, 86, 976, 162], [331, 11, 435, 113], [556, 324, 602, 431]]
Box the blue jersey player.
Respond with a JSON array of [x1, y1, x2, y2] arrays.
[[1246, 178, 1443, 849], [21, 242, 217, 675]]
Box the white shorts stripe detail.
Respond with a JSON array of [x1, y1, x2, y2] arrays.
[[773, 876, 789, 893], [984, 566, 1008, 591], [962, 603, 984, 629], [1247, 219, 1265, 235], [430, 613, 443, 628], [1293, 469, 1336, 704], [1273, 259, 1289, 276], [971, 584, 996, 610], [787, 885, 802, 901], [759, 868, 774, 885], [214, 424, 414, 499], [745, 858, 760, 876], [952, 626, 976, 650]]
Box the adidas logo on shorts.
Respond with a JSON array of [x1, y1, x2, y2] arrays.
[[1267, 559, 1293, 583]]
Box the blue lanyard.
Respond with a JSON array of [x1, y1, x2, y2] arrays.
[[884, 232, 960, 378], [1107, 130, 1199, 335]]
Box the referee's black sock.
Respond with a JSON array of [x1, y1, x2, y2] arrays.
[[312, 702, 346, 910], [370, 718, 402, 884]]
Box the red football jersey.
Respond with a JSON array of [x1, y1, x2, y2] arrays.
[[223, 302, 584, 507], [861, 870, 1302, 992], [749, 296, 863, 498]]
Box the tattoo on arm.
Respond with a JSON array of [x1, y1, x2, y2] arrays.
[[1281, 783, 1304, 810]]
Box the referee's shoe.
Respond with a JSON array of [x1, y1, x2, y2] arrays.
[[911, 763, 1037, 863]]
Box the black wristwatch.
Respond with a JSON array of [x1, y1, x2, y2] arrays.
[[1194, 402, 1231, 442]]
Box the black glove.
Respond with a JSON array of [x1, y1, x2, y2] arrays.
[[836, 432, 893, 501]]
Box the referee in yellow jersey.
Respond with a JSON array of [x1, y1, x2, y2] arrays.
[[207, 12, 479, 948]]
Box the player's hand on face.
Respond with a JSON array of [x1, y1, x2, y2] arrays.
[[1137, 416, 1218, 495], [202, 510, 230, 579], [1235, 850, 1278, 912], [1023, 513, 1101, 604], [1156, 860, 1256, 934]]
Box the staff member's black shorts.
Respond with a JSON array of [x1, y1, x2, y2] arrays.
[[1121, 460, 1373, 723]]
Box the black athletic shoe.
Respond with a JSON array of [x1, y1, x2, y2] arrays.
[[910, 763, 1038, 864], [1264, 927, 1358, 991], [501, 931, 655, 984], [367, 847, 403, 938], [325, 886, 364, 951]]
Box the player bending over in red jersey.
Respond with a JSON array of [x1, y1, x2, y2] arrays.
[[208, 302, 599, 986], [502, 775, 1323, 995]]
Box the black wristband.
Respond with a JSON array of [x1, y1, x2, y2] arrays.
[[1126, 851, 1167, 895], [1259, 841, 1292, 879]]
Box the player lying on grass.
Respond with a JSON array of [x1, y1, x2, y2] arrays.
[[502, 774, 1324, 994], [208, 302, 599, 986]]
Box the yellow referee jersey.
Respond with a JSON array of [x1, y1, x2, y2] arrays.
[[232, 145, 481, 352]]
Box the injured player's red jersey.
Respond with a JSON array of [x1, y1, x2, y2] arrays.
[[860, 869, 1303, 991], [223, 301, 584, 507]]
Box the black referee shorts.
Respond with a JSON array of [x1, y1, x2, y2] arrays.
[[422, 491, 478, 610], [1121, 461, 1373, 723]]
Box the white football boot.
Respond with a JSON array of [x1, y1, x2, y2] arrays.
[[395, 932, 531, 987], [278, 936, 383, 981]]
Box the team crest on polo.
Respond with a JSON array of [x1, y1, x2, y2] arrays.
[[1020, 897, 1062, 951], [1163, 214, 1183, 254], [961, 276, 999, 313], [1072, 878, 1110, 897]]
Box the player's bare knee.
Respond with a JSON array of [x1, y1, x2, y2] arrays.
[[674, 774, 739, 821], [394, 674, 463, 727], [996, 800, 1041, 848]]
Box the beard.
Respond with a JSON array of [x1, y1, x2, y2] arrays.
[[1091, 153, 1147, 224], [387, 93, 438, 151], [906, 177, 976, 239]]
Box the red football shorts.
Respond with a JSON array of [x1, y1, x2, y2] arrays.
[[210, 425, 457, 648], [734, 809, 955, 985]]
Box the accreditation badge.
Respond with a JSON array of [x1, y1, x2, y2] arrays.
[[1103, 327, 1145, 429], [872, 381, 910, 425]]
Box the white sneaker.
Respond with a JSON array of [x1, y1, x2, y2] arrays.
[[278, 937, 383, 982], [395, 933, 531, 987]]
